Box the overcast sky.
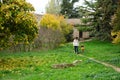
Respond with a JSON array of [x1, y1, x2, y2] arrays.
[[26, 0, 84, 14]]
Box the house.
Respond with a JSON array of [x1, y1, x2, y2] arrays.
[[66, 18, 90, 39]]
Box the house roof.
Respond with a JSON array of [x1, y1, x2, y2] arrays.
[[66, 19, 81, 25]]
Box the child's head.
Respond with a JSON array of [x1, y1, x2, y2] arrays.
[[75, 37, 78, 40], [81, 44, 84, 47]]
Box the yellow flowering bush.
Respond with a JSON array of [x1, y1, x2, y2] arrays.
[[38, 14, 73, 49], [40, 14, 73, 34], [40, 14, 61, 30], [0, 0, 38, 50], [111, 31, 120, 44]]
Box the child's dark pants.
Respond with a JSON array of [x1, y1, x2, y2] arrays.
[[74, 46, 78, 54]]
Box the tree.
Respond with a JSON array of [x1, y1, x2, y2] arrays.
[[60, 0, 79, 18], [45, 0, 61, 15], [39, 14, 73, 49], [40, 14, 61, 30], [79, 0, 118, 41], [83, 0, 103, 37], [0, 0, 38, 50], [112, 0, 120, 43], [95, 0, 117, 41], [40, 14, 73, 38], [112, 1, 120, 32]]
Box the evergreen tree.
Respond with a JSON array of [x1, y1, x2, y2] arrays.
[[111, 0, 120, 43], [94, 0, 118, 41], [60, 0, 79, 18], [81, 0, 117, 41], [113, 0, 120, 32]]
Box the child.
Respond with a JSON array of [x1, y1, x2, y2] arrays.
[[73, 37, 79, 54], [81, 44, 84, 53]]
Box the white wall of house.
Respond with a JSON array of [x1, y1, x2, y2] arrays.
[[82, 32, 90, 38], [73, 27, 79, 38]]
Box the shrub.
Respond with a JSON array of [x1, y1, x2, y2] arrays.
[[37, 14, 72, 49], [111, 31, 120, 44]]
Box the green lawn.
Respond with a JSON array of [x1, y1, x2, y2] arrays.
[[83, 41, 120, 67], [0, 40, 120, 80]]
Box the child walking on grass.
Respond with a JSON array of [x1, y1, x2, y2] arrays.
[[80, 44, 84, 53], [73, 37, 79, 54]]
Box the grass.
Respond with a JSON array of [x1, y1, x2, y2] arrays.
[[83, 40, 120, 67], [0, 40, 120, 80]]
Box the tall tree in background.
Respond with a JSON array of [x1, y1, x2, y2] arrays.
[[0, 0, 38, 50], [77, 0, 103, 38], [46, 0, 61, 15], [78, 0, 97, 24], [112, 0, 120, 43], [80, 0, 118, 41], [112, 0, 120, 32], [94, 0, 118, 41], [60, 0, 79, 18]]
